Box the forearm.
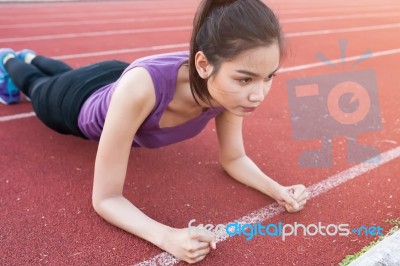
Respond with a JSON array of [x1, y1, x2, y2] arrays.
[[221, 155, 282, 199], [93, 195, 171, 250]]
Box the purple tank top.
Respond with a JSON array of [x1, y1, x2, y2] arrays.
[[78, 51, 224, 148]]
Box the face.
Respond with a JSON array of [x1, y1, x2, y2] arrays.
[[198, 45, 280, 116]]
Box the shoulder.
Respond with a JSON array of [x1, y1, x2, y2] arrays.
[[113, 67, 155, 105], [107, 67, 156, 126], [99, 67, 156, 147]]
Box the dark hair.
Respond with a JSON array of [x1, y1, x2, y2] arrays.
[[189, 0, 286, 105]]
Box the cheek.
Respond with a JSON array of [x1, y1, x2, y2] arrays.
[[208, 78, 226, 98], [264, 81, 273, 95], [212, 86, 243, 105], [210, 78, 242, 96], [208, 77, 246, 106]]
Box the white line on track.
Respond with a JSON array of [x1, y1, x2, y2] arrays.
[[1, 22, 400, 43], [277, 5, 400, 14], [1, 12, 399, 29], [54, 43, 190, 60], [286, 23, 400, 37], [0, 9, 196, 20], [0, 26, 192, 43], [1, 4, 400, 20], [1, 46, 400, 123], [279, 48, 400, 73], [280, 12, 400, 23], [0, 111, 35, 122], [0, 16, 193, 29], [136, 146, 400, 265]]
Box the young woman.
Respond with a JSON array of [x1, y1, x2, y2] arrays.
[[0, 0, 308, 263]]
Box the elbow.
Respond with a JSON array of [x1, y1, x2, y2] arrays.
[[219, 153, 231, 168], [91, 191, 108, 215], [92, 194, 103, 215], [219, 154, 245, 169], [91, 191, 122, 215]]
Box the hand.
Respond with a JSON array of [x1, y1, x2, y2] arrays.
[[163, 227, 217, 264], [275, 184, 308, 212]]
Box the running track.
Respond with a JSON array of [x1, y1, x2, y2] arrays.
[[0, 0, 399, 265]]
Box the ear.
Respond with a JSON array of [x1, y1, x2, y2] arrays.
[[195, 51, 213, 79]]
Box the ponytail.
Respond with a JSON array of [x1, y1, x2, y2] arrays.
[[188, 0, 285, 105], [192, 0, 237, 37], [189, 0, 238, 105]]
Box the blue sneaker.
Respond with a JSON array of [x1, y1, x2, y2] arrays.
[[16, 49, 36, 63], [16, 49, 36, 102], [0, 48, 20, 105]]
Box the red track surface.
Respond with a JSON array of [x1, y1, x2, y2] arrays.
[[1, 0, 399, 265]]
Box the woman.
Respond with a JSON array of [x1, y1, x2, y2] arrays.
[[0, 0, 308, 263]]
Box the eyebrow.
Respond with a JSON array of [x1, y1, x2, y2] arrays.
[[235, 67, 280, 77]]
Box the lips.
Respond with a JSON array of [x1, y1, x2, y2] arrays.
[[241, 106, 257, 112]]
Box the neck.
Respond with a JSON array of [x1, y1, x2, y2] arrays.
[[192, 91, 221, 110]]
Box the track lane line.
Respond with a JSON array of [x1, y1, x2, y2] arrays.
[[0, 9, 196, 20], [286, 23, 400, 37], [281, 12, 400, 23], [2, 22, 400, 43], [2, 4, 400, 20], [0, 16, 193, 29], [0, 26, 192, 43], [54, 43, 190, 60], [0, 111, 35, 122], [1, 12, 399, 29], [277, 5, 400, 14], [279, 48, 400, 72]]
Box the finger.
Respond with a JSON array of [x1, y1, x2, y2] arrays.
[[191, 230, 215, 243], [193, 254, 207, 264], [211, 240, 217, 249], [277, 200, 286, 206], [285, 203, 303, 213], [296, 191, 309, 203], [290, 185, 306, 201], [288, 197, 307, 211], [195, 247, 211, 257], [282, 192, 299, 210], [298, 198, 307, 207], [188, 248, 210, 263], [189, 240, 210, 252], [195, 248, 210, 263], [285, 204, 294, 213]]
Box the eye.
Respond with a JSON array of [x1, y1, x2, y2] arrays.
[[264, 73, 277, 82], [239, 78, 252, 84]]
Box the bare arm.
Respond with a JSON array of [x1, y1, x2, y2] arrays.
[[91, 68, 215, 263], [91, 67, 171, 247], [215, 111, 308, 211]]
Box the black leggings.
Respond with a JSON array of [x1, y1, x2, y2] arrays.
[[6, 56, 128, 138]]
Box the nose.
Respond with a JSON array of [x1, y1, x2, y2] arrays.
[[248, 82, 269, 102]]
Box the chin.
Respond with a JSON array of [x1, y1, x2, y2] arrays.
[[227, 109, 250, 117], [241, 112, 252, 117]]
